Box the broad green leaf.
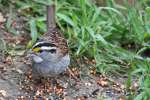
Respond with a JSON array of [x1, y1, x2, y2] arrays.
[[95, 34, 107, 45], [33, 0, 52, 5], [57, 13, 74, 27], [30, 19, 38, 45], [86, 27, 95, 38]]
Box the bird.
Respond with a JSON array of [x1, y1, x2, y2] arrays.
[[30, 4, 70, 79]]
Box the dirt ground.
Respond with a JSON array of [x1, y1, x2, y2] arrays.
[[0, 56, 126, 100], [0, 52, 126, 100]]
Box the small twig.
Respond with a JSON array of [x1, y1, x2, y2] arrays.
[[67, 67, 79, 81], [47, 4, 56, 30]]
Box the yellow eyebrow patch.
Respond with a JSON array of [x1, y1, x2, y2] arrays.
[[32, 47, 41, 53]]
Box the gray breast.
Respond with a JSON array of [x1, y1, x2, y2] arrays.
[[32, 54, 70, 78]]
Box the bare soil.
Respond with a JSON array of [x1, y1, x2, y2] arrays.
[[0, 55, 125, 100]]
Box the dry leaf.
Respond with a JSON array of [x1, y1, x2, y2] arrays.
[[0, 90, 7, 97], [119, 96, 125, 100], [16, 69, 24, 74], [0, 12, 6, 23], [4, 56, 13, 65], [97, 79, 108, 87]]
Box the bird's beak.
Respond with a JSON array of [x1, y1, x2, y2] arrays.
[[27, 49, 44, 63]]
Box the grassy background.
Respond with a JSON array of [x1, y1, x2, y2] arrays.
[[0, 0, 150, 99]]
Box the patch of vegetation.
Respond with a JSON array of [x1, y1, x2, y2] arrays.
[[0, 0, 150, 99]]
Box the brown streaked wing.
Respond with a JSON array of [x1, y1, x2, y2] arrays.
[[42, 28, 69, 56]]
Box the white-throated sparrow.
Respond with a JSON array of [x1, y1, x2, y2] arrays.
[[30, 4, 70, 78]]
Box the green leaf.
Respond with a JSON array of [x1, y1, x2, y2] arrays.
[[33, 0, 52, 5], [146, 7, 150, 17], [57, 13, 74, 27], [86, 27, 95, 38], [30, 19, 38, 45], [134, 93, 143, 100], [99, 7, 123, 17], [95, 34, 108, 45]]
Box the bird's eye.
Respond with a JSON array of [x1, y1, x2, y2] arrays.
[[49, 49, 56, 54]]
